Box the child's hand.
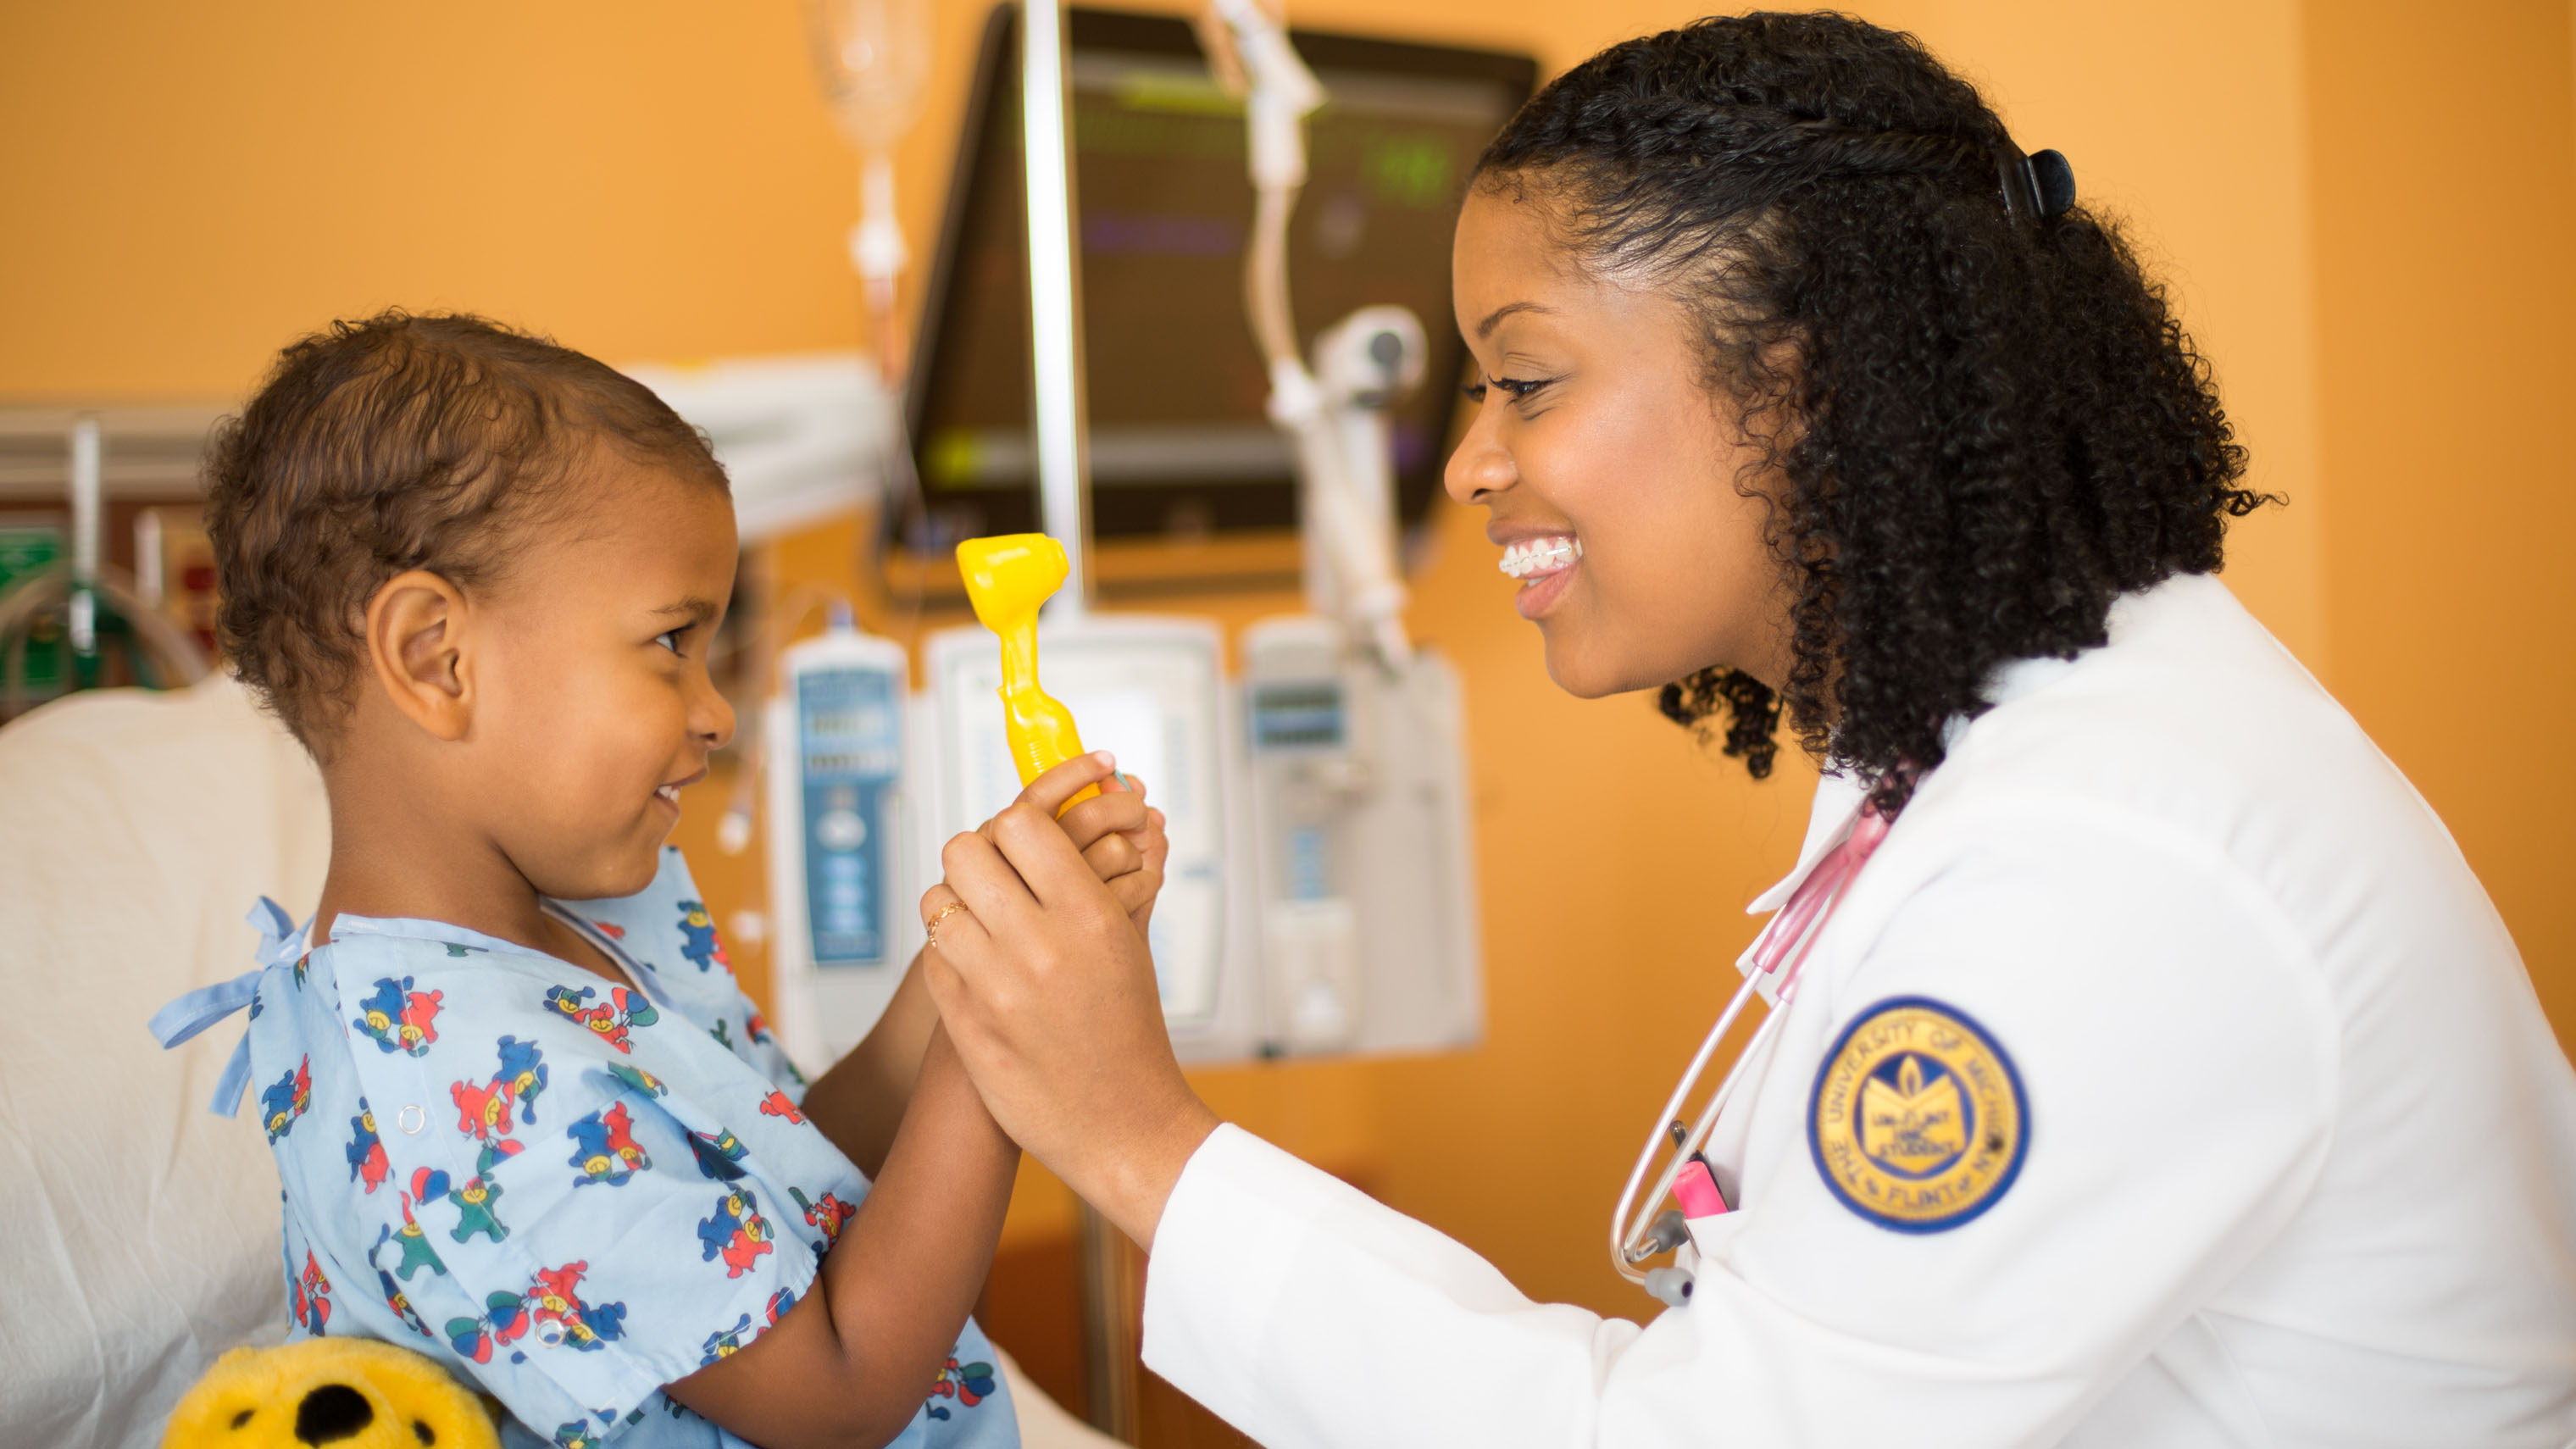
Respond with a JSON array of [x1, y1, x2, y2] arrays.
[[987, 752, 1168, 936]]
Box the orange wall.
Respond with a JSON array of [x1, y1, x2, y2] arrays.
[[0, 0, 2323, 681], [2305, 0, 2576, 1046], [3, 0, 2566, 1332], [0, 4, 868, 397]]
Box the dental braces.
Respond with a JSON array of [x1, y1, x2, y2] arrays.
[[1497, 537, 1583, 579]]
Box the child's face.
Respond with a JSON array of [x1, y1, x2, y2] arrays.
[[1446, 186, 1791, 698], [468, 462, 738, 900]]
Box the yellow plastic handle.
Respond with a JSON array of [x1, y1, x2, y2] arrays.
[[956, 534, 1101, 808]]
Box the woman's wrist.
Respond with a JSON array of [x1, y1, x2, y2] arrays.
[[1076, 1091, 1222, 1252]]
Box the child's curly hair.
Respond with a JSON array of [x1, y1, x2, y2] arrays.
[[1474, 12, 2271, 813], [205, 311, 726, 755]]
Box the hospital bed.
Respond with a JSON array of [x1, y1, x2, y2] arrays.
[[0, 675, 1109, 1448]]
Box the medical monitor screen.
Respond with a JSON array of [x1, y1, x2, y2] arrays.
[[906, 7, 1536, 541]]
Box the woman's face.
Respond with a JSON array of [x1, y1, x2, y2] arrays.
[[1446, 186, 1791, 697]]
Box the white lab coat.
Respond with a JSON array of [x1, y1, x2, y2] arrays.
[[1139, 573, 2576, 1447]]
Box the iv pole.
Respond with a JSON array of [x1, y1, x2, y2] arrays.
[[1022, 0, 1095, 619], [1020, 0, 1132, 1436]]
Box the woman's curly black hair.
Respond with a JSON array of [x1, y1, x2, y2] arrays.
[[1473, 12, 2270, 814]]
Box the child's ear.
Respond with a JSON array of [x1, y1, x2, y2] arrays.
[[364, 569, 475, 742]]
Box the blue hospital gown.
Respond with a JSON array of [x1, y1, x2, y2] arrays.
[[223, 847, 1017, 1449]]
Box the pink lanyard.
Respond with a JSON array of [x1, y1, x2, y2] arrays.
[[1748, 802, 1891, 991]]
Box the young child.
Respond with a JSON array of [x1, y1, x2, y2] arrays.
[[159, 312, 1164, 1449]]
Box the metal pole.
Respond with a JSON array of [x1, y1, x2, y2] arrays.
[[68, 414, 102, 675], [1020, 0, 1092, 617], [1076, 1202, 1140, 1441], [1023, 2, 1130, 1432]]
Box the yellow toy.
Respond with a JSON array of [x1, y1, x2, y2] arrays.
[[163, 1338, 499, 1449], [956, 533, 1099, 811]]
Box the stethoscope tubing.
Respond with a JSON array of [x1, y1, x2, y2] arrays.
[[1612, 809, 1885, 1285], [1610, 944, 1774, 1283]]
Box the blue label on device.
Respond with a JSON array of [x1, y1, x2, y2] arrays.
[[797, 666, 901, 966]]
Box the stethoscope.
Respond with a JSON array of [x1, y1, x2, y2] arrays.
[[1610, 798, 1890, 1306]]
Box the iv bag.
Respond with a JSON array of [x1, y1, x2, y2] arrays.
[[806, 0, 931, 151]]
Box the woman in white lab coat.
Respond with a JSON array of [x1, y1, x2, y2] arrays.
[[920, 13, 2576, 1446]]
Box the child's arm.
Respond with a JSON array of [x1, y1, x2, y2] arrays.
[[794, 956, 937, 1178], [802, 761, 1165, 1176], [663, 1024, 1015, 1449], [661, 754, 1149, 1449]]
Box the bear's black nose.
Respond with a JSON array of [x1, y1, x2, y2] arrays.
[[294, 1383, 375, 1445]]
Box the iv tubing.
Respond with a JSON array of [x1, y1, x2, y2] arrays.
[[1214, 0, 1411, 664]]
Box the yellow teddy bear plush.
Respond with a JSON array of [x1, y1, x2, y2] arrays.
[[163, 1338, 500, 1449]]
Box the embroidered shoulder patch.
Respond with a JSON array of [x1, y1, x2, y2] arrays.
[[1808, 996, 2027, 1232]]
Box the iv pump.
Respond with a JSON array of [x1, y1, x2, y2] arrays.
[[763, 602, 912, 1070]]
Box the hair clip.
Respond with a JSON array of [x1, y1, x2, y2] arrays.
[[1994, 142, 2076, 222]]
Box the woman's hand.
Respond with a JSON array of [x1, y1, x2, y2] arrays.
[[803, 754, 1168, 1174], [1023, 753, 1169, 938], [919, 753, 1218, 1249]]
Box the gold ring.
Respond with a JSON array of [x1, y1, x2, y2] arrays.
[[924, 900, 969, 947]]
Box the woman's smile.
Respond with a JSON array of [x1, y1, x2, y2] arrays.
[[1496, 533, 1584, 619]]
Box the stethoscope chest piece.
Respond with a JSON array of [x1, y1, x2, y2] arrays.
[[1642, 1264, 1696, 1308]]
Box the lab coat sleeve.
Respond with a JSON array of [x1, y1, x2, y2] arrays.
[[1139, 806, 2338, 1448], [1145, 1124, 1652, 1447]]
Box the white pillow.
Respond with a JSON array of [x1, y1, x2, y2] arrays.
[[0, 675, 325, 1448]]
